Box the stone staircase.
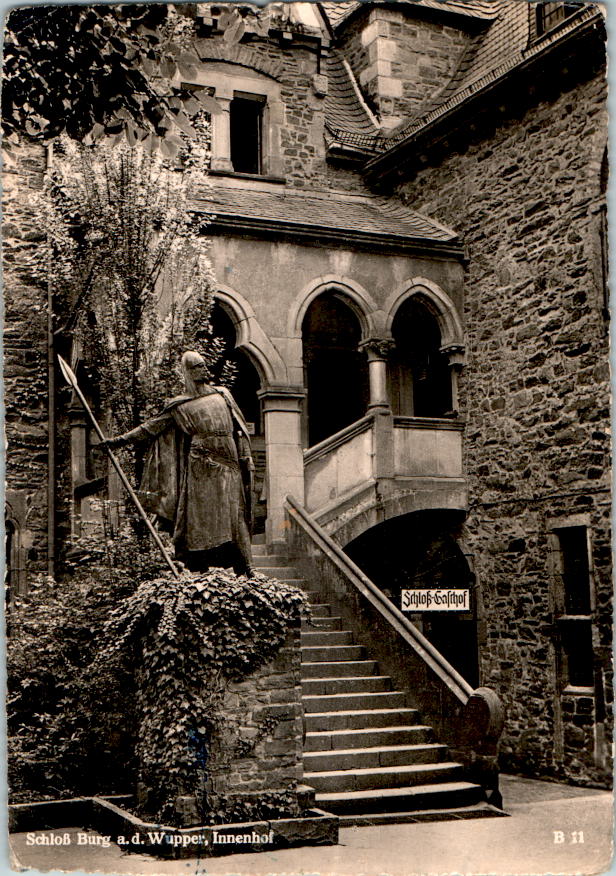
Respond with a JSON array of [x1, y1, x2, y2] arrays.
[[252, 536, 501, 826]]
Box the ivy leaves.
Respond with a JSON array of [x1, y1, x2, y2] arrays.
[[3, 5, 214, 154], [101, 568, 308, 823]]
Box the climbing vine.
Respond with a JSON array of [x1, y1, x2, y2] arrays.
[[100, 567, 308, 825]]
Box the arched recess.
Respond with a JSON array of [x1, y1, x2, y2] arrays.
[[214, 286, 287, 386], [212, 287, 280, 535], [301, 290, 370, 447], [385, 277, 464, 347], [288, 275, 379, 342], [385, 278, 464, 417], [344, 508, 479, 687]]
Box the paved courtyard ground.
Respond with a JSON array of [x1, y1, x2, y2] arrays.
[[8, 775, 614, 876]]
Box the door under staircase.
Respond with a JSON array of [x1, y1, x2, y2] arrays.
[[252, 535, 504, 826]]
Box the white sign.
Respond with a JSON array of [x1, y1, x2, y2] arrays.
[[401, 589, 470, 611]]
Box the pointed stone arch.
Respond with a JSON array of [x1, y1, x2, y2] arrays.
[[214, 285, 287, 386], [385, 277, 464, 350], [288, 274, 379, 341]]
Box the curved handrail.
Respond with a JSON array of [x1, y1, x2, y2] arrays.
[[285, 495, 474, 704]]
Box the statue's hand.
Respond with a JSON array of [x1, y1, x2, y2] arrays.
[[99, 436, 126, 449]]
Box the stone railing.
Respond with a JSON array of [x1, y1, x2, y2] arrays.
[[393, 415, 463, 477], [285, 496, 505, 808], [303, 415, 375, 514], [303, 412, 464, 519]]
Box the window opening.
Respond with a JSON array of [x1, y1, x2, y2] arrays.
[[536, 2, 581, 37], [555, 526, 594, 688], [230, 93, 264, 175], [5, 519, 15, 609]]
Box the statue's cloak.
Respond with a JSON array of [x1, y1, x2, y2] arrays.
[[136, 388, 252, 555]]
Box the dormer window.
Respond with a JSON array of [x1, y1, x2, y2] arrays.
[[230, 93, 265, 175], [534, 2, 581, 38]]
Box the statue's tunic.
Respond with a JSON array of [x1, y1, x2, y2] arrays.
[[135, 389, 251, 560]]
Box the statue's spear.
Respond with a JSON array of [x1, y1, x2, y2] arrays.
[[57, 355, 180, 579]]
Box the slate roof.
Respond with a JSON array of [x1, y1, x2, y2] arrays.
[[321, 1, 602, 157], [324, 50, 379, 142], [193, 184, 458, 244], [392, 2, 601, 142]]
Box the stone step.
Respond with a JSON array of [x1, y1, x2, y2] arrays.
[[305, 761, 464, 794], [301, 676, 392, 697], [304, 725, 433, 751], [304, 708, 420, 732], [301, 630, 354, 647], [303, 690, 407, 714], [301, 645, 365, 662], [251, 534, 266, 546], [310, 604, 332, 618], [303, 743, 447, 772], [256, 565, 302, 578], [252, 554, 290, 567], [304, 616, 343, 630], [302, 591, 324, 603], [315, 782, 485, 816], [301, 660, 378, 679], [337, 803, 508, 827]]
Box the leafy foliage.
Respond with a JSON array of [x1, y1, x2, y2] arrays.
[[37, 137, 234, 435], [8, 518, 308, 823], [2, 5, 221, 155], [1, 3, 297, 151], [7, 519, 166, 802], [100, 567, 308, 824]]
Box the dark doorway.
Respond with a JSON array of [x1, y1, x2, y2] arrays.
[[210, 302, 266, 533], [389, 297, 452, 417], [302, 292, 369, 447], [345, 510, 479, 687]]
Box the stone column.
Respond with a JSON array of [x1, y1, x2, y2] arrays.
[[359, 339, 395, 487], [441, 343, 465, 412], [257, 386, 306, 547], [210, 96, 233, 172], [360, 338, 395, 412], [69, 403, 87, 536]]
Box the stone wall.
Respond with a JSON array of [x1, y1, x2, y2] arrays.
[[393, 63, 611, 786], [202, 34, 366, 193], [339, 8, 471, 127], [208, 626, 304, 802], [3, 142, 50, 591]]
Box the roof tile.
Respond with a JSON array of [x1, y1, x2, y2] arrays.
[[193, 184, 457, 242]]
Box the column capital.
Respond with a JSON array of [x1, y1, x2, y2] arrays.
[[257, 385, 306, 413], [359, 337, 395, 361], [441, 343, 465, 368]]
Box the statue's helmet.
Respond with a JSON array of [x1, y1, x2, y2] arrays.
[[181, 351, 209, 395]]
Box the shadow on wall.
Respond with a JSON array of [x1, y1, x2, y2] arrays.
[[344, 509, 479, 687]]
